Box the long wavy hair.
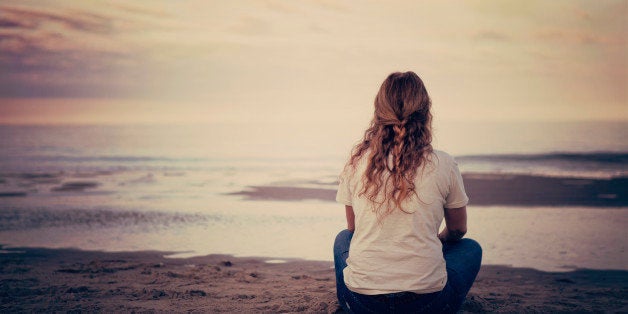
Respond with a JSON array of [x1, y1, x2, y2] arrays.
[[347, 71, 433, 219]]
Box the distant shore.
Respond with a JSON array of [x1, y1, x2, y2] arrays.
[[1, 246, 626, 312], [229, 173, 628, 207]]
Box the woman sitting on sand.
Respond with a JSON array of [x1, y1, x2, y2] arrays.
[[334, 71, 482, 313]]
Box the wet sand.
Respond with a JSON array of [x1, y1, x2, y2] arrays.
[[1, 246, 626, 313], [229, 174, 628, 207]]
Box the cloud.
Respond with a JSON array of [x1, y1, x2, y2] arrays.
[[0, 15, 37, 29], [0, 4, 157, 98], [107, 3, 172, 19], [262, 0, 349, 15], [0, 31, 139, 98], [0, 5, 113, 34]]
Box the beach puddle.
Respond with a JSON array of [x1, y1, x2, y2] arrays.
[[265, 259, 287, 264], [163, 252, 199, 259]]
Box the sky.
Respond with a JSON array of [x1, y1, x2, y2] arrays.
[[0, 0, 626, 126]]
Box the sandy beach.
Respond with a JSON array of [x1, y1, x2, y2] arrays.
[[1, 246, 626, 313]]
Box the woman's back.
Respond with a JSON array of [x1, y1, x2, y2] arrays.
[[336, 150, 468, 295]]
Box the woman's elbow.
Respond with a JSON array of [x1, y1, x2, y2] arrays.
[[449, 227, 467, 240]]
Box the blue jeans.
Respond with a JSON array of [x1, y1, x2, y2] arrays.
[[333, 230, 482, 313]]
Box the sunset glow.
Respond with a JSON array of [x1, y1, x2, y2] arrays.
[[0, 0, 626, 126]]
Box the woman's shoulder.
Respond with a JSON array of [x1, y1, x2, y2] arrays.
[[424, 150, 462, 177], [429, 149, 457, 166]]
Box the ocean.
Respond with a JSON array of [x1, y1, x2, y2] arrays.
[[0, 122, 626, 272]]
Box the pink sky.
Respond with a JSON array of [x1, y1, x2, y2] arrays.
[[0, 0, 626, 125]]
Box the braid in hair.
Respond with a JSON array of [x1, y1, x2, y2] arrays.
[[391, 119, 407, 171], [389, 119, 412, 211]]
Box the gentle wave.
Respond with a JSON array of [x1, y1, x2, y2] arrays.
[[456, 152, 628, 179], [0, 151, 626, 180], [3, 151, 627, 164], [0, 155, 196, 163], [457, 152, 628, 164]]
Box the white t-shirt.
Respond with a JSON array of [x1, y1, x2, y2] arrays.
[[336, 150, 468, 295]]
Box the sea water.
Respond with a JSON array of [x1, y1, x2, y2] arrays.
[[0, 121, 626, 271]]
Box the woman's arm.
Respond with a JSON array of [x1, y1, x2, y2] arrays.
[[438, 206, 467, 243], [345, 205, 355, 232]]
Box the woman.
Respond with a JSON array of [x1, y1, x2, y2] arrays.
[[334, 71, 482, 313]]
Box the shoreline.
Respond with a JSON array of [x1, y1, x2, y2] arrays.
[[1, 246, 626, 313], [228, 173, 628, 207]]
